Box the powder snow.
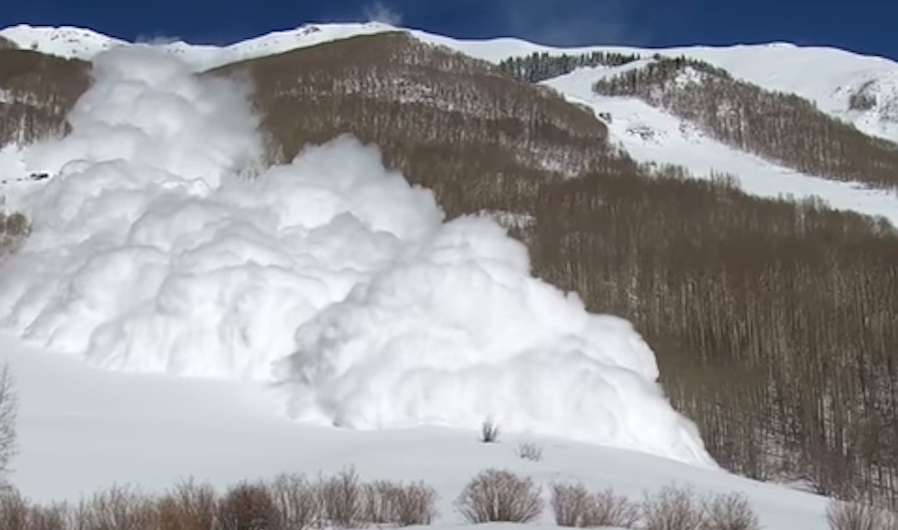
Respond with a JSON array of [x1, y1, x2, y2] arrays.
[[0, 46, 714, 467]]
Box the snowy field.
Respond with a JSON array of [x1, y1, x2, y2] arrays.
[[0, 333, 828, 529]]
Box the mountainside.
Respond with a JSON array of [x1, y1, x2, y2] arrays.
[[4, 23, 898, 144], [1, 22, 898, 514]]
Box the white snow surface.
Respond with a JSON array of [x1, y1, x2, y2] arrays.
[[0, 46, 713, 467], [1, 332, 827, 530], [542, 65, 898, 226], [4, 22, 898, 142]]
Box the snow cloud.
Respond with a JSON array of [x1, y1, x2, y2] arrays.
[[498, 0, 653, 46], [0, 45, 713, 467], [362, 2, 403, 26]]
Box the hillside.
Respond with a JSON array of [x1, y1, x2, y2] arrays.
[[0, 48, 88, 147], [0, 23, 898, 513], [592, 56, 898, 190]]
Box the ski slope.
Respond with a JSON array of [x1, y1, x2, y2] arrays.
[[3, 22, 898, 142], [1, 332, 828, 530]]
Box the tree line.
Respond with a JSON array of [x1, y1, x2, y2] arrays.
[[497, 50, 641, 83]]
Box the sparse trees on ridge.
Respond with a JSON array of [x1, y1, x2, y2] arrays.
[[497, 50, 642, 83]]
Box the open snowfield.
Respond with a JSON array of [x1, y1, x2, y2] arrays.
[[0, 332, 828, 529]]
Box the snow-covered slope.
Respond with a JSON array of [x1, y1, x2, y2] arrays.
[[0, 25, 125, 58], [0, 22, 395, 69], [1, 331, 827, 530], [542, 65, 898, 225], [411, 34, 898, 144], [0, 46, 713, 469], [4, 22, 898, 142]]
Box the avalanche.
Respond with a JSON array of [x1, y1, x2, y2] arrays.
[[0, 45, 714, 467]]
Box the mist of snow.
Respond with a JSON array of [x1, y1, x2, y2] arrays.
[[0, 46, 714, 467]]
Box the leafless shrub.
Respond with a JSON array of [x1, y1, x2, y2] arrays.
[[157, 477, 218, 530], [363, 480, 438, 527], [584, 488, 640, 528], [641, 485, 707, 530], [217, 481, 277, 530], [75, 484, 157, 530], [481, 420, 500, 443], [27, 502, 71, 530], [456, 468, 543, 524], [516, 443, 543, 462], [550, 483, 591, 527], [703, 492, 761, 530], [364, 481, 395, 525], [0, 363, 18, 484], [391, 481, 438, 526], [319, 468, 365, 528], [0, 488, 29, 530], [826, 499, 898, 530], [271, 473, 320, 530], [550, 483, 639, 528]]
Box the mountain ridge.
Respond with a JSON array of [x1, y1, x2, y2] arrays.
[[4, 22, 898, 144]]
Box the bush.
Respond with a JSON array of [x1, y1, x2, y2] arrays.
[[362, 479, 437, 527], [363, 481, 394, 525], [217, 481, 277, 530], [550, 483, 590, 527], [0, 488, 29, 530], [703, 492, 761, 530], [826, 499, 898, 530], [24, 502, 69, 530], [75, 485, 157, 530], [157, 478, 218, 530], [516, 443, 543, 462], [271, 474, 320, 530], [387, 481, 438, 526], [641, 485, 707, 530], [319, 468, 365, 529], [456, 468, 543, 523], [550, 483, 639, 528], [481, 420, 499, 443]]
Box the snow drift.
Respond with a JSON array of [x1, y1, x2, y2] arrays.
[[0, 46, 714, 466]]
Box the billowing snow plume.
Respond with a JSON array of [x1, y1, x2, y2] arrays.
[[0, 46, 714, 466]]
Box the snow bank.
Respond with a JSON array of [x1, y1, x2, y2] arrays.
[[0, 46, 714, 467]]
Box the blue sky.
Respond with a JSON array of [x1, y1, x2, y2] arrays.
[[3, 0, 897, 61]]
